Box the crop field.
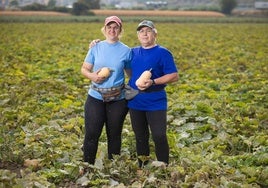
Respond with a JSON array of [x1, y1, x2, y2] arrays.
[[1, 10, 268, 24], [0, 22, 267, 187]]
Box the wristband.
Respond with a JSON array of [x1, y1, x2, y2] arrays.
[[152, 79, 156, 85]]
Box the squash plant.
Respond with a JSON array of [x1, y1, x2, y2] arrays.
[[0, 23, 267, 187]]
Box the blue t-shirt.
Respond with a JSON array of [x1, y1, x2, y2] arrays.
[[84, 41, 131, 100], [128, 45, 178, 111]]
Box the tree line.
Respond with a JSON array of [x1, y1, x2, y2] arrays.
[[7, 0, 237, 15]]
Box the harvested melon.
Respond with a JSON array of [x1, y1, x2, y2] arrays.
[[135, 68, 152, 90], [98, 67, 111, 78]]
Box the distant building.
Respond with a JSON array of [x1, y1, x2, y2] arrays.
[[254, 0, 268, 9], [175, 0, 219, 9], [146, 1, 167, 9], [235, 0, 268, 9], [115, 1, 138, 9], [236, 0, 255, 9]]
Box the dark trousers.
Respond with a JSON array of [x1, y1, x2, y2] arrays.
[[129, 109, 169, 166], [83, 95, 128, 164]]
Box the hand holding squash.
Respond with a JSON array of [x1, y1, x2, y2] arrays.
[[135, 68, 152, 90], [97, 67, 111, 78]]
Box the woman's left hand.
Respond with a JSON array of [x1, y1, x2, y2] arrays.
[[136, 79, 152, 90]]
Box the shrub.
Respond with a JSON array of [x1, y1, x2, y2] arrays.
[[71, 2, 89, 15], [220, 0, 237, 15], [21, 3, 46, 11]]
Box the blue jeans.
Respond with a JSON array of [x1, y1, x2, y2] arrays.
[[83, 95, 128, 164]]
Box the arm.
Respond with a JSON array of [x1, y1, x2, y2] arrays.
[[81, 62, 106, 84], [152, 72, 179, 85], [137, 72, 178, 90]]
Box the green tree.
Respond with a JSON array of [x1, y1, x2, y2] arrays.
[[9, 0, 19, 8], [21, 3, 46, 11], [47, 0, 56, 9], [78, 0, 100, 9], [220, 0, 237, 15], [72, 2, 89, 15]]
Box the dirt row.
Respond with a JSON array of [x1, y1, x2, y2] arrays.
[[91, 9, 225, 17], [0, 10, 225, 17], [1, 9, 266, 18]]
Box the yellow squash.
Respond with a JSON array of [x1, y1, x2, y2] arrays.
[[98, 67, 111, 78], [135, 68, 152, 90]]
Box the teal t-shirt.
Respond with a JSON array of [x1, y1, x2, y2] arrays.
[[84, 41, 131, 100]]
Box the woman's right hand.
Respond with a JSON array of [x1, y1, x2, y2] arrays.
[[81, 62, 106, 84], [91, 72, 105, 84], [91, 69, 109, 84]]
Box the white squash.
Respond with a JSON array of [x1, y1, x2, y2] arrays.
[[135, 68, 152, 90], [98, 67, 111, 78]]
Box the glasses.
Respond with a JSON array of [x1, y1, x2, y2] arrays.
[[138, 29, 154, 34]]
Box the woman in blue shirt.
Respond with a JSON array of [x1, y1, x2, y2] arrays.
[[81, 16, 131, 164], [128, 20, 178, 167], [88, 20, 179, 167]]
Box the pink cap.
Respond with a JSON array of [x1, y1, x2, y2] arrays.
[[104, 16, 122, 26]]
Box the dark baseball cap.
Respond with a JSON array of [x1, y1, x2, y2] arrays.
[[137, 20, 155, 31]]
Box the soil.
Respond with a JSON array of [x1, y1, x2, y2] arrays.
[[91, 9, 226, 17], [1, 9, 267, 17], [0, 161, 24, 177], [0, 10, 226, 17]]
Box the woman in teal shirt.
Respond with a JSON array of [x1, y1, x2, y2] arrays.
[[81, 16, 131, 164]]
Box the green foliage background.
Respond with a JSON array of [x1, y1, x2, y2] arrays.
[[0, 22, 267, 187]]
